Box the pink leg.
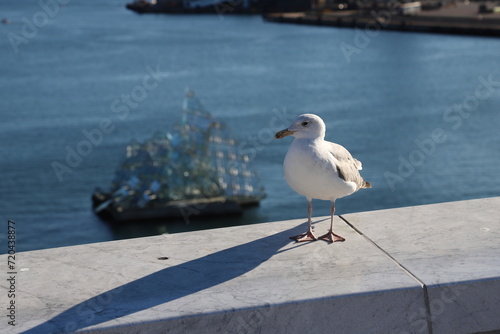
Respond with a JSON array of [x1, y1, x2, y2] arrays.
[[290, 199, 317, 242], [319, 201, 345, 243]]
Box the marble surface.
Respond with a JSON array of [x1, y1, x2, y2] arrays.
[[1, 216, 426, 334], [342, 197, 500, 334], [1, 197, 499, 334]]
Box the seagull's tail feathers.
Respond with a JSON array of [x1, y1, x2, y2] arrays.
[[361, 180, 372, 189]]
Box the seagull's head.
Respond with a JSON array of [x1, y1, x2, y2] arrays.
[[275, 114, 326, 140]]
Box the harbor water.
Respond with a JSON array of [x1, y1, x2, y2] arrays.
[[1, 0, 500, 252]]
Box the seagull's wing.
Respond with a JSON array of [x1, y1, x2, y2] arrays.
[[354, 158, 362, 170], [329, 143, 371, 189]]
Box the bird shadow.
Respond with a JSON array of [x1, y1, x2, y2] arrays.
[[21, 223, 310, 334]]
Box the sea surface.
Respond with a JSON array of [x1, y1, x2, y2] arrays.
[[1, 0, 500, 253]]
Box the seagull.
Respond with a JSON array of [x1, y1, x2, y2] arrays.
[[275, 114, 371, 243]]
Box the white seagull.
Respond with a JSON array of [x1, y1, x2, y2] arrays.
[[275, 114, 371, 243]]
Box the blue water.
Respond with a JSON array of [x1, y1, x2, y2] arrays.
[[1, 0, 500, 253]]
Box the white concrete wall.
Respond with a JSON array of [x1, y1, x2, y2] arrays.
[[2, 197, 499, 334]]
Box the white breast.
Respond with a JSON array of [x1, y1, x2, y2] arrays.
[[283, 139, 358, 201]]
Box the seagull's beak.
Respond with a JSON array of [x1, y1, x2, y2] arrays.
[[275, 128, 296, 139]]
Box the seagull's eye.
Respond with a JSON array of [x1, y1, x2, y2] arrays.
[[301, 121, 309, 127]]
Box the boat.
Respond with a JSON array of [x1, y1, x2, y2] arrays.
[[126, 0, 261, 14], [92, 89, 266, 222]]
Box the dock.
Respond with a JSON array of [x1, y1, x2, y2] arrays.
[[264, 3, 500, 37]]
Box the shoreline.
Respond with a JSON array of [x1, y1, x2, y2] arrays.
[[264, 3, 500, 37]]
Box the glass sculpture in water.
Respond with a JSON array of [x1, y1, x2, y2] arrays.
[[92, 90, 266, 222]]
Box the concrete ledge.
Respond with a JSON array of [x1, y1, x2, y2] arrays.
[[2, 197, 499, 334], [343, 197, 500, 334]]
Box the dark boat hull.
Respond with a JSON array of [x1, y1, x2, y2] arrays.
[[92, 192, 262, 222], [126, 1, 261, 14]]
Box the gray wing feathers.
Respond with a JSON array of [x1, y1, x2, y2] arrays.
[[329, 143, 370, 189]]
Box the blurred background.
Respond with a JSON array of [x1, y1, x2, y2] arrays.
[[1, 0, 499, 253]]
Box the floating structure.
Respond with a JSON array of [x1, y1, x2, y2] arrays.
[[92, 90, 265, 222]]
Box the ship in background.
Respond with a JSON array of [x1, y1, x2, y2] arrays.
[[125, 0, 311, 14], [92, 89, 266, 222], [126, 0, 261, 14]]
